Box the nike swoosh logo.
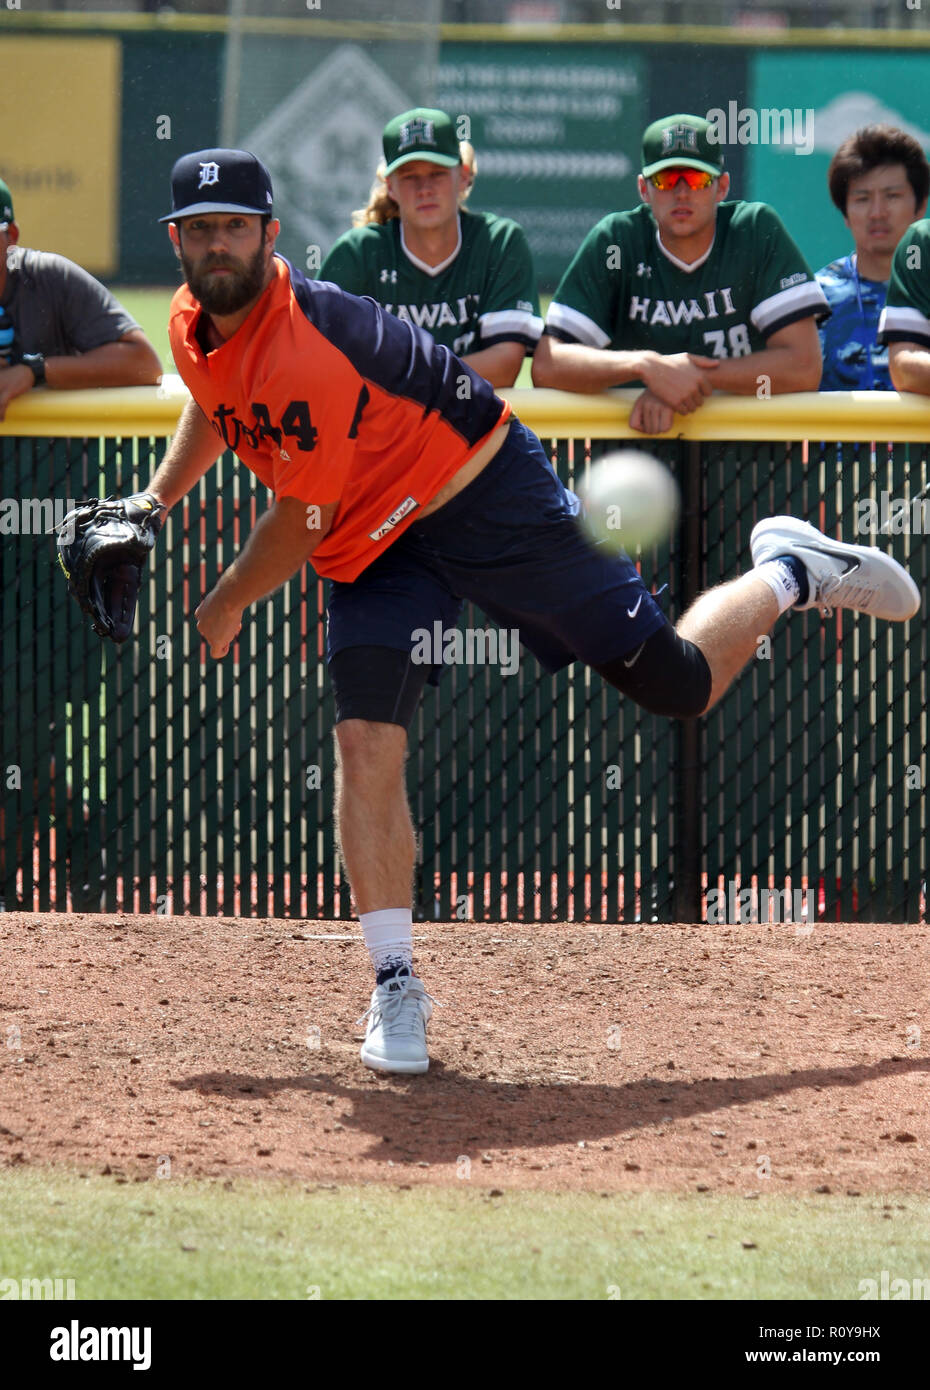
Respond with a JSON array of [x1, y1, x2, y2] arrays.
[[627, 596, 643, 619], [623, 642, 646, 669], [804, 546, 860, 574]]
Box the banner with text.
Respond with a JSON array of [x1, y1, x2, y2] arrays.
[[438, 43, 645, 290], [0, 37, 121, 276]]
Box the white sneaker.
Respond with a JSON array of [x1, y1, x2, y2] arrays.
[[357, 970, 437, 1075], [751, 516, 920, 621]]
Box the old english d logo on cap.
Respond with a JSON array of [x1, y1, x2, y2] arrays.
[[197, 161, 222, 189], [158, 148, 274, 222]]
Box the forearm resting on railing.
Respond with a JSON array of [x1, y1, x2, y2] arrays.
[[889, 342, 930, 396], [702, 343, 822, 394]]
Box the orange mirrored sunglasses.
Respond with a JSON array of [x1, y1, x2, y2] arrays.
[[648, 168, 716, 191]]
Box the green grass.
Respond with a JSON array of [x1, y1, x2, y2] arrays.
[[0, 1167, 925, 1300], [113, 286, 175, 374], [110, 286, 552, 385]]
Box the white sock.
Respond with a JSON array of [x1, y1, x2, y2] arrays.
[[360, 908, 413, 981], [754, 558, 802, 615]]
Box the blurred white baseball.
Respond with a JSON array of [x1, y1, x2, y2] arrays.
[[577, 450, 680, 551]]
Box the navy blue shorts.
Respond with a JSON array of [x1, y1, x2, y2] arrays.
[[325, 417, 667, 686]]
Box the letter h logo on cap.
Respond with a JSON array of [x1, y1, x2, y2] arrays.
[[662, 124, 698, 155], [398, 118, 435, 152]]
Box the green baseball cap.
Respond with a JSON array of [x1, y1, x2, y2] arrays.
[[0, 177, 14, 224], [383, 108, 461, 176], [641, 115, 724, 178]]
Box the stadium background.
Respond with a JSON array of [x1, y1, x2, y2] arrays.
[[5, 3, 930, 289]]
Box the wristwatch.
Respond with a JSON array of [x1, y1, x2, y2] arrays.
[[19, 352, 46, 385]]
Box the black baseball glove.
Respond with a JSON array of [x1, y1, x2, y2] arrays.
[[56, 492, 166, 643]]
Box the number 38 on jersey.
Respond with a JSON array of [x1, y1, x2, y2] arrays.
[[703, 324, 751, 357]]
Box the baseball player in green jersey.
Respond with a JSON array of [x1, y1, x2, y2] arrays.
[[533, 113, 827, 434], [879, 218, 930, 393], [320, 107, 542, 387]]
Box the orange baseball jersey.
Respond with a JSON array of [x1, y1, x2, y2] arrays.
[[168, 256, 512, 581]]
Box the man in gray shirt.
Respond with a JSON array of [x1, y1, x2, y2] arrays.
[[0, 175, 162, 420]]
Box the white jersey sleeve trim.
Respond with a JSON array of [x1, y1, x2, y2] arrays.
[[544, 301, 611, 348], [878, 303, 930, 345], [751, 280, 829, 337], [478, 307, 544, 345]]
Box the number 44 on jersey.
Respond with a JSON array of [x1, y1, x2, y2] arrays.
[[211, 399, 319, 453]]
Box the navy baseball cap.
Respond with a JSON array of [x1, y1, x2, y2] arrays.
[[159, 148, 274, 222]]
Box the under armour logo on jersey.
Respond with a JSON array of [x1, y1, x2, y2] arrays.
[[661, 125, 698, 154], [636, 262, 653, 277], [198, 161, 221, 189], [380, 268, 398, 283], [398, 118, 435, 151]]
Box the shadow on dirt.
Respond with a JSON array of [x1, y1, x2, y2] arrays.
[[172, 1056, 930, 1161]]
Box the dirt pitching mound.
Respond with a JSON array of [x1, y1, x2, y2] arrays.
[[1, 915, 927, 1194]]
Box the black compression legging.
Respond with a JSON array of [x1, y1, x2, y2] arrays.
[[591, 620, 712, 718]]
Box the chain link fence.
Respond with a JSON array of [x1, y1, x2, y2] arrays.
[[1, 423, 926, 921]]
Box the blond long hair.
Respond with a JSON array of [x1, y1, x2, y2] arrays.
[[352, 142, 478, 227]]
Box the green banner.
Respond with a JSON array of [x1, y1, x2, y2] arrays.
[[120, 34, 224, 283], [438, 43, 646, 291]]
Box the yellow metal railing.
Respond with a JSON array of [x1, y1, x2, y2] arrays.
[[505, 389, 930, 442], [4, 383, 930, 443], [5, 12, 930, 49], [0, 382, 189, 440]]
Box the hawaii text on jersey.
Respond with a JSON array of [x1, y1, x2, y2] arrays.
[[544, 201, 827, 366], [320, 210, 542, 358]]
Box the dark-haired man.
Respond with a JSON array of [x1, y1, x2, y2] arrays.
[[817, 125, 929, 390], [533, 114, 827, 433]]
